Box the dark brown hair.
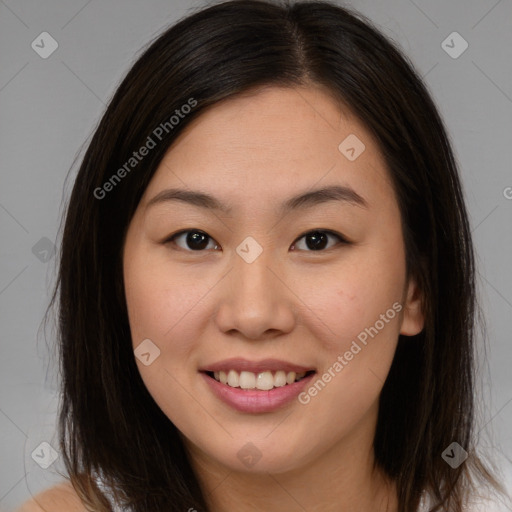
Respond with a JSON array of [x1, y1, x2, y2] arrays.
[[44, 0, 508, 510]]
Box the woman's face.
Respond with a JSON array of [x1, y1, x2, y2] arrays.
[[123, 85, 423, 475]]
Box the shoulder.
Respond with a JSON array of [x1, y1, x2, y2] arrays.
[[16, 480, 87, 512]]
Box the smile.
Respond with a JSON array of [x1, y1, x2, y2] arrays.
[[199, 358, 317, 413], [207, 369, 313, 390]]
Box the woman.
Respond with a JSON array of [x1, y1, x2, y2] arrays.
[[18, 0, 510, 510]]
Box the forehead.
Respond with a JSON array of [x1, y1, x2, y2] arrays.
[[141, 85, 393, 212]]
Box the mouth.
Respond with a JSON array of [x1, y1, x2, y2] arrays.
[[199, 358, 317, 413], [202, 369, 316, 391]]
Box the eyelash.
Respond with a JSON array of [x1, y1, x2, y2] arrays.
[[164, 229, 351, 253]]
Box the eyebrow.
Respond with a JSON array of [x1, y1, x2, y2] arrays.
[[145, 184, 368, 215]]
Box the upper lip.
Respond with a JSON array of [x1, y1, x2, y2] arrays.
[[199, 358, 316, 374]]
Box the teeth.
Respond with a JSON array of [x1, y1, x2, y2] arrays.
[[256, 371, 274, 390], [227, 370, 239, 387], [239, 371, 256, 389], [211, 369, 309, 390], [274, 370, 287, 387]]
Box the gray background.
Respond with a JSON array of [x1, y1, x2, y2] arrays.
[[1, 0, 511, 510]]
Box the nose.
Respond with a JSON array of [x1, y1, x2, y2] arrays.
[[214, 247, 296, 341]]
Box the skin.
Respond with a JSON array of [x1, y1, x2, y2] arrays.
[[122, 84, 424, 512], [16, 481, 86, 512]]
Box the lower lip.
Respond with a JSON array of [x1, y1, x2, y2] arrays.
[[201, 371, 316, 413]]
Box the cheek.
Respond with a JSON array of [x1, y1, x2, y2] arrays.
[[305, 253, 405, 352], [123, 251, 208, 428], [294, 244, 405, 429], [301, 250, 402, 359], [124, 250, 204, 350]]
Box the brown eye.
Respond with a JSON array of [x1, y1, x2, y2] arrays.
[[290, 230, 348, 252], [167, 230, 220, 251], [165, 228, 349, 253]]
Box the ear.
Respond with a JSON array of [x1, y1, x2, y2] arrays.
[[400, 277, 424, 336]]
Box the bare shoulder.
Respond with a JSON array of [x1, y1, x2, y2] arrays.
[[16, 480, 87, 512]]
